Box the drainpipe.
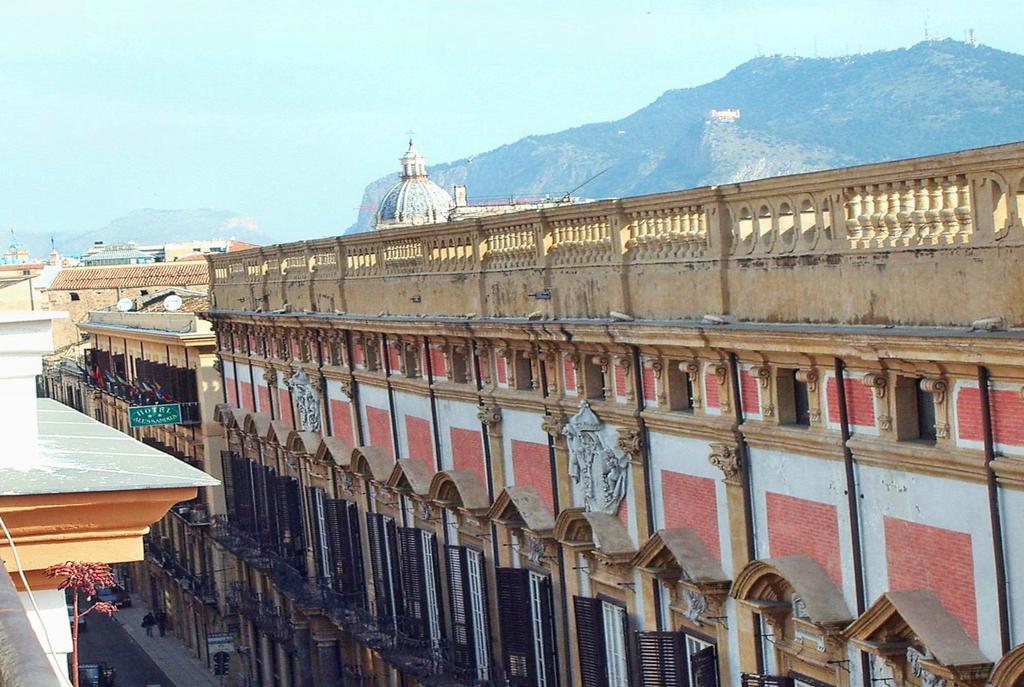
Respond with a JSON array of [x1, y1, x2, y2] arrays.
[[343, 329, 365, 447], [629, 344, 662, 631], [539, 351, 572, 687], [979, 365, 1011, 655], [422, 336, 443, 473], [727, 352, 761, 672], [471, 341, 500, 563], [834, 359, 871, 687], [381, 334, 402, 459]]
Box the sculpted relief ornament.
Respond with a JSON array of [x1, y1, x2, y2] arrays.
[[563, 401, 629, 515], [708, 443, 740, 480], [287, 368, 322, 433]]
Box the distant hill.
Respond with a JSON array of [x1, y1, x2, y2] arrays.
[[349, 40, 1024, 233], [20, 208, 271, 258]]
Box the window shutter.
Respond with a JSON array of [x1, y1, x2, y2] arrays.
[[285, 478, 303, 554], [383, 516, 404, 626], [496, 568, 534, 685], [324, 498, 347, 583], [232, 456, 256, 533], [573, 596, 608, 687], [366, 512, 391, 620], [636, 632, 688, 687], [690, 645, 718, 687], [446, 545, 476, 670], [308, 487, 329, 581], [220, 451, 236, 518], [344, 501, 366, 608], [398, 527, 428, 640], [537, 574, 558, 687]]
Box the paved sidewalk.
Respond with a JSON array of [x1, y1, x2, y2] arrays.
[[112, 594, 221, 687]]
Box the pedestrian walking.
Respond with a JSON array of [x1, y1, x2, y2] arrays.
[[141, 612, 155, 637], [155, 610, 168, 637]]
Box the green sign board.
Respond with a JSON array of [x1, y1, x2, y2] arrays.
[[128, 403, 182, 427]]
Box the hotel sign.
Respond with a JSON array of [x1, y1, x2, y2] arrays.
[[128, 403, 182, 427]]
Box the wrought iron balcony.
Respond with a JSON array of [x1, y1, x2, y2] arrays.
[[209, 515, 274, 569]]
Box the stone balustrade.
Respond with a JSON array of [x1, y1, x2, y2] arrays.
[[208, 142, 1024, 327]]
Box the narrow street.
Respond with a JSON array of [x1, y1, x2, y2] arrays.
[[78, 608, 176, 687]]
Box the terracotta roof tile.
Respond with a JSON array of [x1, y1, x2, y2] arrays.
[[49, 263, 208, 291]]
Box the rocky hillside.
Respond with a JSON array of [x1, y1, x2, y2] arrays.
[[349, 39, 1024, 233]]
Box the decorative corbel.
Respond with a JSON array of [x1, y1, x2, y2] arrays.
[[592, 355, 611, 399], [565, 352, 584, 396], [477, 403, 502, 429], [920, 376, 950, 439], [616, 428, 643, 464], [643, 358, 665, 407], [338, 377, 353, 400], [753, 364, 772, 389], [263, 367, 278, 386], [795, 368, 819, 392], [861, 372, 887, 398], [796, 368, 822, 423], [918, 377, 948, 405], [708, 443, 740, 481], [681, 361, 703, 408], [711, 364, 730, 413], [541, 412, 568, 437], [475, 344, 492, 386]]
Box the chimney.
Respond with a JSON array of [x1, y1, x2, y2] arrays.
[[453, 184, 468, 208]]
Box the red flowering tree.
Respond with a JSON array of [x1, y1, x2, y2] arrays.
[[45, 561, 119, 687]]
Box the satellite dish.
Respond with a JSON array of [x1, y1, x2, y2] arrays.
[[116, 298, 133, 312], [164, 294, 183, 312]]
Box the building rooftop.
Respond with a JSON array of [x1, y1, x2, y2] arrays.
[[48, 262, 208, 291], [0, 399, 218, 497]]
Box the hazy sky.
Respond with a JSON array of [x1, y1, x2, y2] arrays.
[[1, 1, 1017, 243]]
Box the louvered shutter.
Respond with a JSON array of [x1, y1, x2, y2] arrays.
[[324, 499, 347, 584], [308, 487, 330, 580], [275, 476, 293, 554], [739, 675, 795, 687], [636, 632, 688, 687], [366, 512, 391, 620], [496, 568, 534, 686], [232, 457, 256, 532], [220, 451, 236, 517], [383, 517, 404, 627], [344, 501, 367, 608], [537, 574, 558, 687], [574, 596, 608, 687], [446, 545, 476, 670], [285, 478, 304, 558], [398, 527, 428, 640], [690, 645, 718, 687]]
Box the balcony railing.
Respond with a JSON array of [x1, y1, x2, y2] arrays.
[[145, 537, 218, 606], [85, 377, 201, 426]]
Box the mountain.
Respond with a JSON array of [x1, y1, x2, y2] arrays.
[[348, 40, 1024, 233], [19, 208, 272, 258]]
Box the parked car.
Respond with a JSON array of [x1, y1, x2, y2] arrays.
[[66, 604, 87, 632], [95, 586, 132, 608], [78, 662, 116, 687]]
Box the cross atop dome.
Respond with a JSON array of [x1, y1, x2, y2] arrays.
[[400, 139, 428, 179]]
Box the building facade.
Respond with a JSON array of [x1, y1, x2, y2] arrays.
[[44, 261, 209, 351], [204, 142, 1024, 687], [43, 289, 232, 676]]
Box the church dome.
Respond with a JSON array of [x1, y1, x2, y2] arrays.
[[375, 141, 454, 230]]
